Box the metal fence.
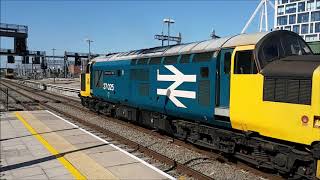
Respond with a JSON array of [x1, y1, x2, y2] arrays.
[[0, 87, 9, 111], [14, 79, 80, 98]]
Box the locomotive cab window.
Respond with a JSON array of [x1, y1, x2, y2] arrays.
[[282, 36, 311, 56], [94, 70, 103, 88], [257, 35, 282, 69], [149, 57, 163, 64], [180, 54, 191, 63], [131, 59, 137, 65], [193, 52, 213, 62], [137, 58, 149, 65], [86, 64, 90, 73], [163, 55, 178, 64], [256, 31, 313, 68], [234, 50, 258, 74]]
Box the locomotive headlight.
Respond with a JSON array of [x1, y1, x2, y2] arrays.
[[314, 116, 320, 128], [302, 115, 309, 124]]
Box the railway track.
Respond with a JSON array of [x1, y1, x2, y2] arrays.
[[0, 84, 41, 111], [1, 80, 207, 179], [1, 79, 283, 180]]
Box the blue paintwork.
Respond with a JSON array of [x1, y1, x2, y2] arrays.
[[93, 60, 131, 104], [91, 50, 233, 128]]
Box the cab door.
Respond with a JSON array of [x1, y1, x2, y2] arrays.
[[218, 48, 233, 108]]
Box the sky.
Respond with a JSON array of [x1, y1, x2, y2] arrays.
[[0, 0, 275, 57]]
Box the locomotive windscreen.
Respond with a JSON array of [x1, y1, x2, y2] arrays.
[[255, 30, 313, 70]]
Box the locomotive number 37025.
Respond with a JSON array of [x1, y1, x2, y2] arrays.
[[103, 83, 114, 91]]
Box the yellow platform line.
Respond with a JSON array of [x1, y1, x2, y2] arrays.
[[15, 112, 86, 180]]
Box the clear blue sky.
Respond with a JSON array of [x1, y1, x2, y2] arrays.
[[1, 0, 275, 56]]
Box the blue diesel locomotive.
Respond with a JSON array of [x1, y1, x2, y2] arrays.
[[80, 30, 320, 179]]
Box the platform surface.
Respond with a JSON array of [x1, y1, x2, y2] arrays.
[[0, 110, 174, 180], [36, 78, 80, 89]]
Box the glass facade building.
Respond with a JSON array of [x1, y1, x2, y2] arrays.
[[275, 0, 320, 42]]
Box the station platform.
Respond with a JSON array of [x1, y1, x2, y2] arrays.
[[36, 78, 80, 89], [0, 110, 175, 180]]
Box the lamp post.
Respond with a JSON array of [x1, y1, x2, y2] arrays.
[[51, 48, 56, 71], [155, 18, 181, 46], [52, 67, 56, 83], [163, 18, 175, 46], [85, 38, 93, 60], [51, 48, 56, 82], [64, 51, 67, 78], [85, 38, 93, 72]]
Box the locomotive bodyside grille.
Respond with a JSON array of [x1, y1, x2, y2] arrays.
[[287, 80, 299, 103], [263, 77, 312, 105], [139, 83, 150, 97], [198, 80, 210, 106], [299, 80, 312, 105]]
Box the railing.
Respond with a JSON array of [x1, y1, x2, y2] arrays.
[[44, 83, 80, 98], [0, 87, 9, 111], [65, 51, 102, 58], [0, 48, 46, 56], [45, 84, 80, 93], [9, 79, 80, 98]]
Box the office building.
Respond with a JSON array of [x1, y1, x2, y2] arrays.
[[275, 0, 320, 42]]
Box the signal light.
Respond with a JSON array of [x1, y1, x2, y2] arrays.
[[33, 56, 41, 64], [22, 56, 29, 64], [75, 53, 81, 66], [41, 57, 47, 69], [7, 56, 15, 63], [301, 115, 309, 124], [14, 38, 27, 54]]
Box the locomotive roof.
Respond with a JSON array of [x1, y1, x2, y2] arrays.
[[94, 31, 270, 63]]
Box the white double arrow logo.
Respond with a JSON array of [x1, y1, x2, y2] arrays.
[[157, 65, 196, 108]]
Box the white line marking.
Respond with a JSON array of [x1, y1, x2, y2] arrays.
[[45, 110, 176, 180]]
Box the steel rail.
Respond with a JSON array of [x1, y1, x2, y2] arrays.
[[0, 85, 39, 111]]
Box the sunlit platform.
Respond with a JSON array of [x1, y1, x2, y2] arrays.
[[0, 110, 174, 180]]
